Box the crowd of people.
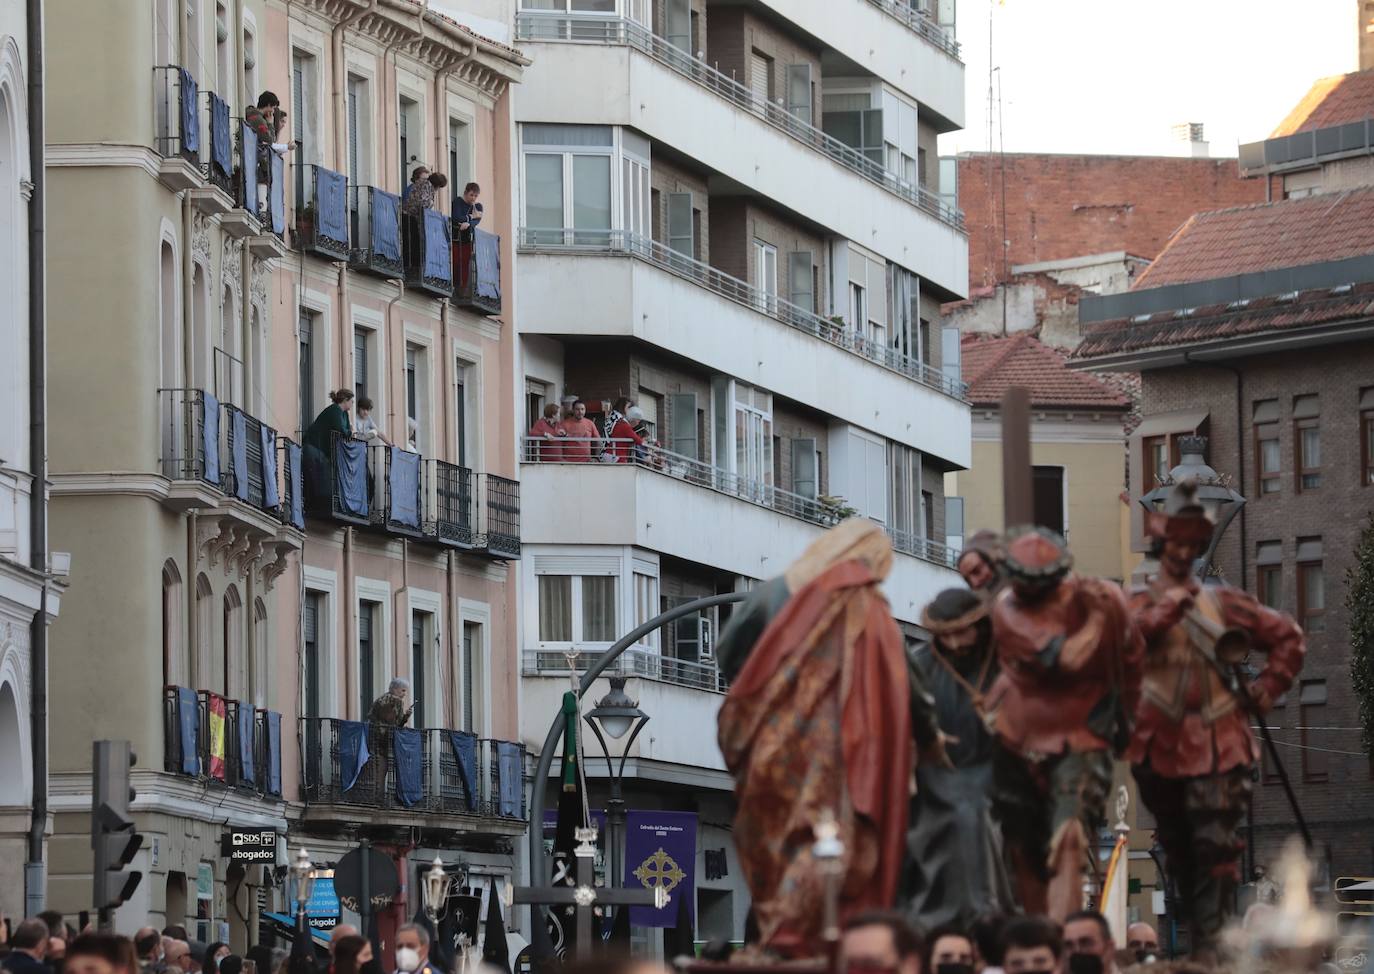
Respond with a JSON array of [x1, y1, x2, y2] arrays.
[[526, 398, 656, 465]]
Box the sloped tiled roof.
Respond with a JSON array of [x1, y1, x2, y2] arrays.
[[1271, 69, 1374, 136], [961, 334, 1129, 410], [1073, 281, 1374, 360], [1132, 187, 1374, 290]]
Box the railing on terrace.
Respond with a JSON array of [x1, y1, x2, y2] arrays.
[[513, 12, 965, 232], [296, 164, 351, 261], [162, 686, 284, 797], [517, 228, 969, 400], [452, 228, 503, 315], [406, 208, 454, 297], [863, 0, 961, 59], [204, 90, 234, 194], [300, 717, 528, 819], [523, 647, 726, 693], [349, 185, 405, 279], [522, 436, 960, 570], [153, 65, 200, 164]]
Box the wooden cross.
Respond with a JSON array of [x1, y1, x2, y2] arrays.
[[510, 826, 668, 959]]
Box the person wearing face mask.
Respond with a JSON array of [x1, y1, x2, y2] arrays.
[[839, 912, 923, 974], [133, 931, 161, 974], [925, 926, 977, 974], [1124, 923, 1159, 965], [391, 926, 441, 974], [1000, 917, 1062, 974], [203, 947, 230, 973], [1061, 912, 1116, 974]]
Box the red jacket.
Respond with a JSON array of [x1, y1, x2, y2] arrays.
[[609, 417, 644, 462]]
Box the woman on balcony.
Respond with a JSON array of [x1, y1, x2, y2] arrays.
[[302, 389, 354, 506], [602, 396, 644, 463]]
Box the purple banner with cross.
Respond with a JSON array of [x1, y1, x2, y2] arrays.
[[623, 809, 696, 927]]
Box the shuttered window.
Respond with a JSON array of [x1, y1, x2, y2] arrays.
[[669, 392, 698, 460], [461, 622, 478, 732], [749, 51, 771, 105]]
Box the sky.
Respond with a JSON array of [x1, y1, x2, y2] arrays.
[[938, 0, 1359, 158]]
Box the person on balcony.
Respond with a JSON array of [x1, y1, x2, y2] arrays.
[[528, 403, 566, 461], [402, 166, 435, 273], [243, 91, 294, 183], [560, 399, 600, 462], [302, 389, 355, 506], [602, 397, 644, 463], [453, 182, 483, 236], [352, 397, 389, 446]]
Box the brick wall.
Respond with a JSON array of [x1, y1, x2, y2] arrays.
[[704, 7, 823, 128], [958, 153, 1267, 292], [649, 154, 711, 262], [709, 197, 827, 310], [1137, 339, 1374, 879]]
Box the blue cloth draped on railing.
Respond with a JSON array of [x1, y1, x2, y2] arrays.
[[229, 408, 249, 501], [473, 229, 501, 301], [265, 710, 282, 795], [393, 727, 423, 807], [177, 687, 200, 775], [447, 731, 479, 811], [269, 151, 286, 234], [209, 92, 231, 176], [338, 720, 371, 793], [497, 742, 522, 817], [261, 426, 280, 509], [202, 391, 221, 484], [240, 122, 259, 213], [287, 441, 305, 529], [422, 209, 451, 283], [180, 68, 200, 154], [335, 438, 369, 517], [237, 701, 256, 785], [372, 190, 401, 261], [315, 167, 348, 242], [389, 447, 421, 528]]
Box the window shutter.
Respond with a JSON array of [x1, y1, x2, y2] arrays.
[[461, 624, 476, 732], [792, 438, 817, 499], [941, 326, 961, 381], [786, 63, 812, 121], [346, 79, 360, 184], [788, 251, 814, 312], [669, 392, 698, 459], [749, 52, 770, 104], [353, 331, 368, 396], [303, 596, 318, 643], [667, 192, 693, 256], [665, 0, 690, 52]]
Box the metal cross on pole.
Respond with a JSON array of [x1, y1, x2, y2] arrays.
[[511, 826, 667, 959]]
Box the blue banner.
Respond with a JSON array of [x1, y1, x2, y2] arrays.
[[473, 229, 501, 301], [180, 68, 200, 154], [447, 731, 478, 811], [237, 701, 256, 785], [497, 742, 522, 817], [269, 151, 286, 234], [389, 447, 421, 528], [240, 122, 259, 215], [177, 686, 200, 775], [202, 391, 221, 485], [338, 719, 370, 793], [315, 166, 348, 243], [287, 441, 305, 529], [230, 408, 249, 501], [394, 727, 423, 807], [422, 209, 451, 283], [265, 710, 282, 795], [372, 190, 401, 261], [624, 810, 697, 927], [260, 425, 280, 509], [209, 92, 231, 177], [334, 437, 369, 517]]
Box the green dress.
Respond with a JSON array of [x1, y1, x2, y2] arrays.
[[302, 403, 351, 503]]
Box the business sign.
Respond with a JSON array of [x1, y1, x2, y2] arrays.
[[220, 828, 279, 863], [623, 810, 697, 928], [306, 873, 341, 931]]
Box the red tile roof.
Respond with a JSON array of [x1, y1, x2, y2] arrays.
[[961, 333, 1129, 410], [1271, 69, 1374, 136], [1131, 187, 1374, 290]]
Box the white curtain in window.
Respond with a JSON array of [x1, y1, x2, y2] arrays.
[[581, 576, 617, 642], [538, 575, 573, 641], [634, 573, 659, 650]]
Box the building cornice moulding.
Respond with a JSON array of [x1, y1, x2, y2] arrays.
[[46, 143, 161, 179], [49, 472, 171, 501], [50, 771, 289, 831]]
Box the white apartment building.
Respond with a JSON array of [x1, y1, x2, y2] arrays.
[[511, 0, 969, 944]]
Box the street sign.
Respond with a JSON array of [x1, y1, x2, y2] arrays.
[[220, 828, 279, 863], [1336, 877, 1374, 905]]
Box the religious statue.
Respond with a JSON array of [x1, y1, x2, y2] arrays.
[[715, 520, 943, 957], [1127, 481, 1304, 955], [956, 529, 1006, 596], [902, 588, 1013, 929], [986, 527, 1144, 922]]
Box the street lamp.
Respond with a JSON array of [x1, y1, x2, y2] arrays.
[[584, 676, 651, 892], [292, 847, 315, 936], [423, 855, 452, 919], [1138, 435, 1246, 577]]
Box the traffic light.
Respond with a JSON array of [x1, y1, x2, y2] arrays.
[[92, 740, 143, 916]]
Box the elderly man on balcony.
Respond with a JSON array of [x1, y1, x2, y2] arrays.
[[369, 678, 414, 728]]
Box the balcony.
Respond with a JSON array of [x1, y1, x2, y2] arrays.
[[188, 90, 235, 215], [524, 647, 725, 694], [313, 434, 520, 559], [862, 0, 960, 60], [219, 120, 265, 239], [247, 151, 289, 258], [295, 164, 351, 262], [348, 186, 404, 280], [153, 65, 204, 191], [514, 13, 964, 233], [406, 208, 454, 298], [451, 228, 502, 315], [163, 686, 284, 799], [300, 717, 528, 830]]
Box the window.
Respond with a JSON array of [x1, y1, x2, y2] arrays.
[[242, 23, 257, 105], [634, 572, 659, 651], [731, 382, 773, 492], [298, 310, 315, 433], [881, 89, 919, 186], [749, 50, 772, 104], [1294, 394, 1321, 491], [624, 147, 651, 240], [252, 599, 268, 709], [195, 862, 213, 944], [195, 574, 213, 693], [353, 327, 371, 402], [215, 3, 231, 100], [455, 358, 476, 467], [411, 611, 431, 729], [1299, 680, 1329, 783], [1032, 466, 1066, 536], [849, 282, 866, 335], [889, 444, 923, 540], [668, 392, 699, 461], [223, 585, 243, 700], [889, 267, 919, 359], [1361, 387, 1374, 486], [1256, 541, 1283, 609], [1296, 537, 1324, 633], [346, 74, 370, 189], [1263, 694, 1285, 785], [359, 599, 380, 715], [461, 620, 481, 732], [526, 378, 549, 434], [163, 560, 185, 688], [1253, 399, 1281, 495], [399, 95, 421, 188], [792, 437, 819, 500], [291, 49, 318, 202], [405, 343, 422, 451], [1143, 435, 1169, 489], [448, 117, 472, 192], [922, 489, 935, 540], [847, 247, 887, 342], [521, 124, 614, 245], [303, 591, 324, 721], [536, 573, 619, 645]]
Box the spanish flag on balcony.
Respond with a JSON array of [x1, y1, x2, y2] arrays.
[[208, 693, 228, 781]]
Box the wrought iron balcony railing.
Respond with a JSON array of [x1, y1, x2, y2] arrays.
[[154, 65, 200, 165], [517, 228, 969, 400], [163, 686, 284, 797], [406, 208, 454, 297], [452, 228, 502, 315], [296, 164, 351, 261], [204, 90, 234, 195], [349, 185, 404, 279], [513, 13, 966, 232]]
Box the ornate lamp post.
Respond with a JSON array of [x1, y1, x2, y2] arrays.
[[583, 676, 651, 891], [1138, 435, 1246, 577], [292, 847, 316, 937], [424, 855, 452, 919]]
